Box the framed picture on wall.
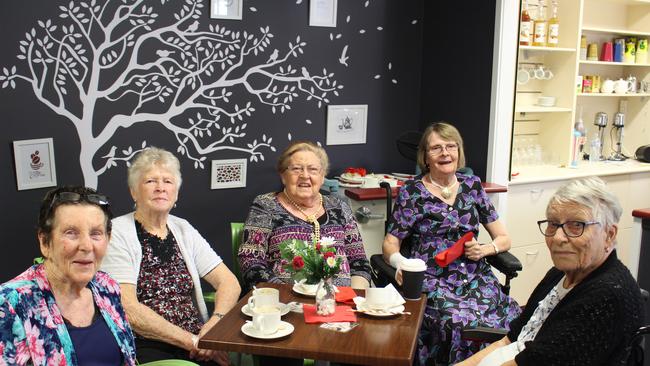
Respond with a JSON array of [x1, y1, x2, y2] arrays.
[[211, 0, 243, 20], [326, 104, 368, 145], [211, 158, 247, 189], [309, 0, 337, 27], [13, 138, 57, 191]]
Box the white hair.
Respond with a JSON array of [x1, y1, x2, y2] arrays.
[[127, 147, 182, 190]]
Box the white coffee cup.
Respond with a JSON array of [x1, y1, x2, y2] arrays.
[[601, 79, 614, 93], [252, 306, 282, 335], [361, 175, 380, 188], [533, 66, 546, 80], [365, 287, 396, 310], [247, 287, 280, 311]]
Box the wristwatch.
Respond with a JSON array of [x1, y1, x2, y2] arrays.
[[212, 312, 225, 320]]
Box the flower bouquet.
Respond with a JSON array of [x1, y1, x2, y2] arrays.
[[279, 236, 342, 315]]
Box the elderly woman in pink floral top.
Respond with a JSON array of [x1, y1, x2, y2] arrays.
[[0, 186, 136, 365]]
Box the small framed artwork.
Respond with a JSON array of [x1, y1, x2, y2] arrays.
[[13, 138, 57, 191], [309, 0, 337, 27], [211, 0, 243, 20], [211, 158, 247, 189], [326, 104, 368, 145]]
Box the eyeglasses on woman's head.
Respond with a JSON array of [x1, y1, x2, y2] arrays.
[[537, 219, 600, 238]]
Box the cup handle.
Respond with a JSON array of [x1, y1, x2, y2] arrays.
[[253, 313, 264, 332], [247, 296, 256, 309]]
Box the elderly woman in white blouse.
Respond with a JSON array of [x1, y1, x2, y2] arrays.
[[101, 147, 240, 365]]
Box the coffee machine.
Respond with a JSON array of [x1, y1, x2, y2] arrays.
[[593, 112, 608, 161], [609, 112, 626, 161]]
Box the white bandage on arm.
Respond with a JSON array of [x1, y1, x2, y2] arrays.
[[389, 252, 407, 269]]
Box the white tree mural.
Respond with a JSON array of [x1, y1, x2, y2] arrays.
[[0, 0, 343, 188]]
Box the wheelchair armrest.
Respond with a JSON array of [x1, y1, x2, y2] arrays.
[[461, 326, 509, 344], [370, 254, 401, 289], [486, 251, 522, 279]]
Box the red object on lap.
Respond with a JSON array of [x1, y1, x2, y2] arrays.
[[303, 304, 357, 323], [434, 232, 474, 267]]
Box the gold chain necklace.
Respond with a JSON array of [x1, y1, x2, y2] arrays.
[[427, 174, 457, 199], [283, 190, 323, 243]]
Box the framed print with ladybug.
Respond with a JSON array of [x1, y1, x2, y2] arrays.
[[13, 138, 57, 191]]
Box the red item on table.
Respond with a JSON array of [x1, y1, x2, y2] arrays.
[[335, 286, 357, 305], [344, 167, 367, 176], [303, 304, 357, 323], [434, 232, 474, 267]]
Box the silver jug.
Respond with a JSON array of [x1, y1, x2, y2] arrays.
[[627, 75, 637, 93]]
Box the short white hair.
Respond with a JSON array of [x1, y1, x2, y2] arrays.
[[547, 176, 622, 230], [127, 147, 182, 190]]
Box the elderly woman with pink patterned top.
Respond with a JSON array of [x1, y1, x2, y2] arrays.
[[101, 147, 240, 365], [238, 141, 371, 292], [0, 186, 136, 365]]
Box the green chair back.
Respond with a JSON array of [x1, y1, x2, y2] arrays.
[[203, 222, 245, 305], [231, 222, 245, 282], [138, 360, 199, 366]]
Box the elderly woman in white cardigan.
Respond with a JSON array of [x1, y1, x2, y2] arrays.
[[101, 147, 240, 366]]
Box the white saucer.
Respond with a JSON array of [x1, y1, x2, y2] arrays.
[[357, 303, 406, 317], [292, 283, 317, 297], [241, 320, 294, 339], [353, 297, 405, 317], [338, 181, 363, 188], [241, 303, 291, 317]]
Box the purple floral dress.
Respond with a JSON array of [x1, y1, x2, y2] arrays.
[[387, 173, 521, 365]]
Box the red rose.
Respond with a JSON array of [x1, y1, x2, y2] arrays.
[[292, 256, 304, 270], [323, 251, 335, 259], [315, 243, 322, 252]]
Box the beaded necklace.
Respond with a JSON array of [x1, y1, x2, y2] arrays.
[[283, 190, 323, 243], [427, 173, 457, 199]]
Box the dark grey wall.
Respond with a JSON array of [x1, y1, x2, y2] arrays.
[[0, 0, 425, 280], [420, 1, 497, 179]]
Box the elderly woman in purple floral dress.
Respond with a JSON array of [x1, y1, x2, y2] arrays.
[[382, 122, 521, 365]]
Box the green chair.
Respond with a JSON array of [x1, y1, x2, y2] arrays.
[[230, 222, 245, 283], [204, 222, 245, 304], [138, 360, 199, 366]]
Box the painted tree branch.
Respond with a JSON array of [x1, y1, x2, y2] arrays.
[[1, 0, 343, 188]]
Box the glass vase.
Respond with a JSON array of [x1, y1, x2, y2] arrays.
[[315, 277, 336, 316]]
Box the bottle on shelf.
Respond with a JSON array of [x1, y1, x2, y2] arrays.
[[547, 0, 559, 47], [533, 0, 548, 47], [520, 0, 533, 46], [574, 106, 587, 159]]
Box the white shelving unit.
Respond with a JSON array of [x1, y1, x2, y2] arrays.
[[512, 0, 650, 180]]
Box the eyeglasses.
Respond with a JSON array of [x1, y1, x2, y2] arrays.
[[537, 220, 600, 238], [427, 143, 458, 156], [48, 192, 110, 214], [286, 165, 322, 176]]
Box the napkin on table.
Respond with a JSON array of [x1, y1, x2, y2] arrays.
[[434, 232, 474, 267], [352, 283, 406, 310], [335, 286, 357, 305], [302, 304, 357, 323]]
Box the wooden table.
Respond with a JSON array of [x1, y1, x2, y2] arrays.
[[199, 283, 427, 366]]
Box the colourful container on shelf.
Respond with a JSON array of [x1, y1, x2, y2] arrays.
[[614, 38, 625, 62], [601, 42, 613, 62], [624, 37, 637, 63], [587, 43, 599, 61], [637, 39, 648, 64]]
